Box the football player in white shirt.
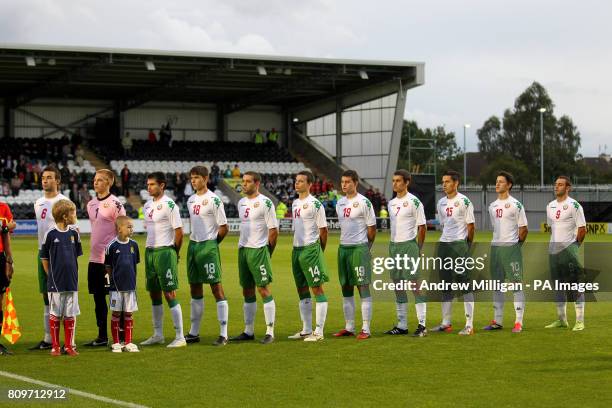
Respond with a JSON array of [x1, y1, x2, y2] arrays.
[[333, 170, 377, 340], [140, 172, 186, 348], [184, 166, 229, 346], [545, 176, 587, 331], [385, 170, 428, 337], [230, 172, 278, 345], [431, 170, 476, 335], [484, 171, 528, 333], [30, 166, 70, 351], [288, 171, 330, 342]]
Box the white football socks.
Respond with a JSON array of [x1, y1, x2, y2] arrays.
[[43, 305, 51, 343], [152, 304, 164, 338], [299, 298, 313, 334], [189, 298, 204, 336], [395, 301, 408, 330], [169, 304, 184, 340], [493, 290, 505, 325], [361, 297, 372, 334], [315, 301, 328, 335], [243, 301, 257, 336], [217, 300, 229, 338], [263, 300, 276, 336], [513, 290, 525, 325], [342, 296, 356, 332]]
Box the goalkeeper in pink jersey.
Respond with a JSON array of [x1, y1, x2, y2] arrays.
[[84, 169, 126, 347]]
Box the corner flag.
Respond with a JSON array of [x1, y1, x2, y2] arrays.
[[2, 288, 21, 344]]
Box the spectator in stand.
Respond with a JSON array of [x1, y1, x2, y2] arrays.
[[122, 132, 133, 158], [75, 145, 85, 166], [121, 165, 131, 198], [365, 187, 375, 202], [276, 200, 288, 219], [210, 161, 220, 186], [231, 164, 241, 179], [379, 205, 388, 218], [372, 188, 383, 214], [69, 181, 79, 205], [147, 129, 157, 144], [78, 183, 92, 210], [60, 165, 71, 191], [223, 165, 232, 178], [174, 172, 186, 204], [311, 177, 322, 195], [267, 128, 279, 145], [253, 128, 264, 144], [61, 143, 71, 165], [10, 174, 22, 197], [1, 182, 9, 196]]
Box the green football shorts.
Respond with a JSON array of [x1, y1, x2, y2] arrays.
[[238, 246, 273, 288], [187, 240, 223, 285], [389, 240, 421, 281], [337, 244, 372, 286], [292, 241, 329, 288], [145, 246, 179, 292], [490, 243, 523, 283]]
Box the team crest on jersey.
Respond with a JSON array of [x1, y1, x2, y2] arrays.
[[130, 246, 134, 254], [157, 204, 162, 210], [70, 236, 75, 243], [563, 204, 568, 210], [352, 202, 359, 208], [303, 203, 308, 209], [203, 199, 209, 206], [454, 201, 460, 207], [103, 202, 110, 208], [403, 201, 409, 207], [254, 202, 260, 208], [505, 203, 511, 208]]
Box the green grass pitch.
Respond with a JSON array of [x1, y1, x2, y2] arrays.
[[1, 231, 612, 407]]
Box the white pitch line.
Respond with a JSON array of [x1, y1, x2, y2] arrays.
[[0, 370, 150, 408]]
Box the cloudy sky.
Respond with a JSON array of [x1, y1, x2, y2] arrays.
[[1, 0, 609, 155]]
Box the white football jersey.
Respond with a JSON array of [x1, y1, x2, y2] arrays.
[[292, 195, 327, 247], [546, 197, 586, 254], [437, 193, 475, 242], [35, 193, 70, 250], [489, 196, 528, 245], [388, 192, 426, 243], [187, 190, 227, 242], [238, 194, 278, 248], [336, 193, 377, 245], [143, 195, 183, 248]]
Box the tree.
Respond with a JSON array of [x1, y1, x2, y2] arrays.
[[397, 120, 460, 177], [477, 82, 582, 184], [478, 154, 531, 187]]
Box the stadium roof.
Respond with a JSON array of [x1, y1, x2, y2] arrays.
[[0, 43, 424, 113]]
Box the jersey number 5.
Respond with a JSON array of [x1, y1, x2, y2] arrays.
[[244, 208, 250, 218]]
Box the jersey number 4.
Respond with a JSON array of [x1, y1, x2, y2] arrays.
[[294, 208, 301, 218]]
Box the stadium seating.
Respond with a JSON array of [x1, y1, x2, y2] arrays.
[[97, 140, 295, 163]]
